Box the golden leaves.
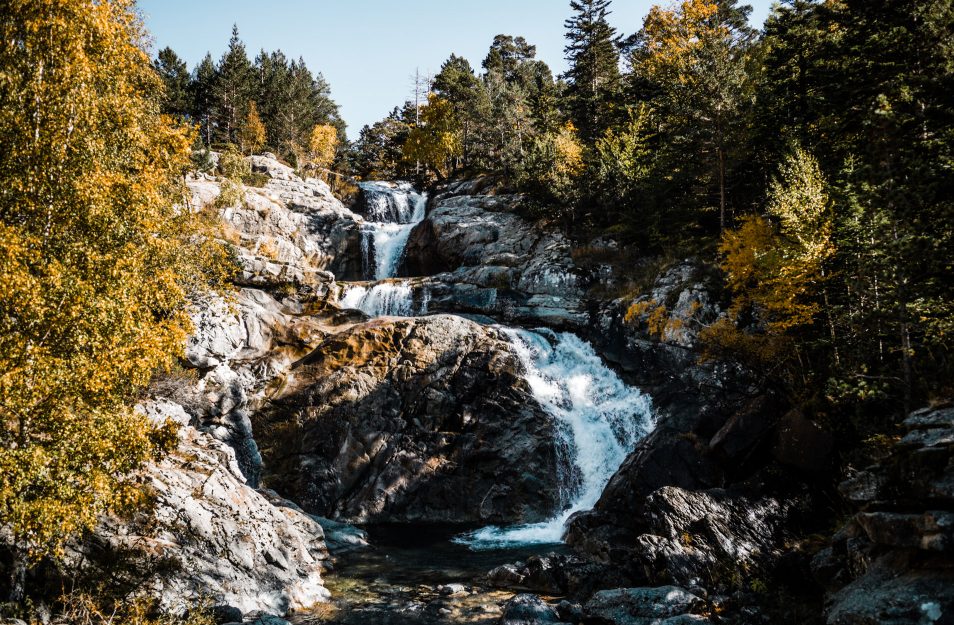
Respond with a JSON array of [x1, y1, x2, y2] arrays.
[[0, 0, 229, 562], [308, 124, 339, 170]]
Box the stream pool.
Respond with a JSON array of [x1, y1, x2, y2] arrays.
[[297, 524, 568, 625]]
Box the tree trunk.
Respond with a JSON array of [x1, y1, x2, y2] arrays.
[[718, 146, 726, 232], [8, 546, 27, 603]]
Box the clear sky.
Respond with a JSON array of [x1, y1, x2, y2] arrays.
[[138, 1, 776, 139]]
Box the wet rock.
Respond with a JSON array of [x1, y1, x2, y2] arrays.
[[244, 616, 292, 625], [209, 605, 243, 624], [582, 586, 706, 625], [258, 314, 561, 524], [499, 594, 567, 625], [556, 600, 583, 623], [257, 489, 370, 554], [487, 553, 628, 598], [400, 190, 587, 329]]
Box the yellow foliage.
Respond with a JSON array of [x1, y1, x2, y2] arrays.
[[625, 298, 685, 341], [553, 122, 585, 178], [237, 100, 266, 155], [640, 0, 724, 82], [702, 147, 834, 365], [309, 124, 339, 170], [403, 94, 462, 179], [0, 0, 230, 571]]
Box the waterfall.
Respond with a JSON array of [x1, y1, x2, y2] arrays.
[[357, 182, 427, 280], [454, 328, 653, 550], [358, 181, 419, 224], [340, 282, 414, 317]]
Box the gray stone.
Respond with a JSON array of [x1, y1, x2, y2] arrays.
[[583, 586, 705, 624], [498, 594, 566, 625], [258, 314, 561, 524], [71, 403, 330, 616]]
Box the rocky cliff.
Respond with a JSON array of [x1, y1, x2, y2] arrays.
[[256, 314, 561, 524]]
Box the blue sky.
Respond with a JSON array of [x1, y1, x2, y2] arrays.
[[139, 1, 776, 139]]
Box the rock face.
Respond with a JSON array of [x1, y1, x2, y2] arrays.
[[562, 262, 833, 600], [65, 156, 379, 617], [188, 154, 366, 286], [813, 404, 954, 625], [74, 400, 330, 617], [161, 288, 334, 485], [257, 314, 561, 524], [399, 182, 586, 329]]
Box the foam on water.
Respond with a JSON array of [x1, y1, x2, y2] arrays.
[[340, 282, 415, 317], [454, 328, 653, 550], [358, 182, 427, 280]]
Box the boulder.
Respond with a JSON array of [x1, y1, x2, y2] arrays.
[[582, 586, 707, 625], [498, 594, 567, 625], [72, 402, 330, 617], [400, 191, 587, 329], [487, 553, 629, 598], [257, 314, 562, 524]]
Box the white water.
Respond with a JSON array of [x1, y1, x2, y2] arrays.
[[358, 182, 427, 280], [455, 328, 653, 550], [340, 282, 415, 317]]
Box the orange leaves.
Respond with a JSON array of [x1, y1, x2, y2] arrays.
[[702, 148, 835, 366], [403, 94, 462, 179]]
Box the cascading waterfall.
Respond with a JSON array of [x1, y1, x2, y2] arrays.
[[340, 282, 416, 318], [357, 182, 428, 281], [454, 327, 654, 550]]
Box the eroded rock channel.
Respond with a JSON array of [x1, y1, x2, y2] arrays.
[[90, 157, 951, 625]]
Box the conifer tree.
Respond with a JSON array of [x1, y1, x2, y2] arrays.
[[563, 0, 621, 143], [212, 24, 255, 145], [153, 46, 191, 118], [190, 52, 218, 146]]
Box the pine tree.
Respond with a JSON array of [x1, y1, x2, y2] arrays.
[[433, 54, 483, 169], [563, 0, 621, 143], [153, 46, 190, 118], [212, 24, 255, 145], [632, 0, 755, 231], [190, 52, 218, 146]]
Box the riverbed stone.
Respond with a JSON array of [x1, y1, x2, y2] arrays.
[[499, 594, 567, 625], [582, 586, 706, 625]]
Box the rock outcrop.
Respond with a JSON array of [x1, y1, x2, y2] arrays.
[[813, 404, 954, 625], [58, 155, 377, 617], [188, 154, 366, 286], [161, 288, 337, 485], [562, 262, 832, 606], [256, 314, 562, 524], [399, 182, 587, 329], [72, 400, 330, 618]]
